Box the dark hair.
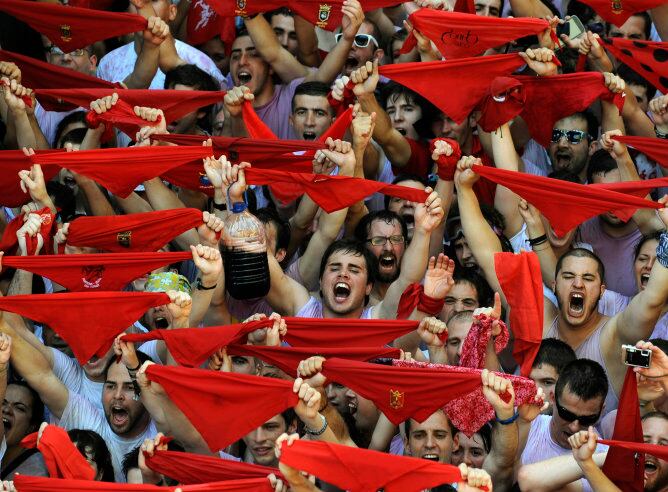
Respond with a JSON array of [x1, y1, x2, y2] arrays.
[[47, 181, 77, 223], [617, 64, 657, 101], [532, 338, 577, 373], [318, 239, 377, 286], [555, 248, 606, 283], [452, 421, 493, 453], [122, 438, 184, 484], [548, 169, 583, 184], [606, 12, 651, 40], [586, 149, 618, 184], [361, 17, 383, 48], [68, 429, 115, 482], [566, 0, 600, 25], [54, 110, 88, 148], [354, 210, 408, 243], [405, 409, 456, 437], [642, 410, 668, 422], [255, 207, 291, 254], [452, 269, 494, 309], [264, 6, 293, 22], [633, 231, 662, 261], [556, 111, 599, 140], [164, 64, 219, 133], [103, 350, 153, 380], [383, 174, 428, 210], [7, 380, 44, 429], [381, 82, 430, 121], [555, 359, 608, 403], [291, 81, 333, 115]]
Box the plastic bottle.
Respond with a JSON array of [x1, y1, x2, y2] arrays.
[[221, 201, 270, 300]]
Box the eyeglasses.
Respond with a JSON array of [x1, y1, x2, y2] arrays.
[[334, 33, 379, 49], [554, 398, 601, 426], [551, 129, 590, 145], [46, 46, 88, 57], [367, 235, 405, 246]]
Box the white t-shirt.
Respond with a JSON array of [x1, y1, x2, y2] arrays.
[[59, 392, 157, 482]]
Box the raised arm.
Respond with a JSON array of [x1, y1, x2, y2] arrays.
[[490, 122, 525, 238], [121, 17, 169, 90]]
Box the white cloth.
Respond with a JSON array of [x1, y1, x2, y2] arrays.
[[34, 102, 78, 147]]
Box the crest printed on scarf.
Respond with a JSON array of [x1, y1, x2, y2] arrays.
[[389, 389, 405, 410], [316, 4, 332, 28]]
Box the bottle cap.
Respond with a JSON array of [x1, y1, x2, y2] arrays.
[[231, 202, 247, 213]]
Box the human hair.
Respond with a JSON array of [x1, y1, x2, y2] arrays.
[[548, 169, 583, 184], [54, 110, 87, 148], [642, 410, 668, 423], [318, 239, 377, 287], [7, 380, 44, 429], [405, 409, 456, 437], [452, 269, 494, 309], [291, 81, 333, 115], [68, 429, 115, 482], [554, 359, 608, 403], [122, 438, 184, 483], [566, 0, 600, 24], [555, 248, 606, 283], [558, 111, 599, 140], [532, 338, 577, 373], [361, 17, 383, 48], [264, 6, 293, 22], [354, 210, 408, 243], [47, 181, 77, 223], [380, 82, 430, 117], [255, 207, 291, 254], [606, 12, 651, 39], [617, 63, 657, 101], [633, 231, 662, 261], [164, 64, 219, 132], [103, 350, 153, 380], [586, 149, 618, 184], [448, 310, 474, 327]]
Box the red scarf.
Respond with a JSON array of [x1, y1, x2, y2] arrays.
[[601, 38, 668, 94], [21, 426, 95, 480], [279, 439, 465, 492], [454, 0, 476, 14], [226, 344, 401, 378], [2, 251, 192, 292], [0, 150, 62, 207], [0, 50, 117, 112], [146, 449, 281, 485], [459, 314, 509, 369], [0, 208, 55, 256], [601, 368, 644, 491], [34, 88, 228, 125], [599, 440, 668, 461], [613, 135, 668, 168], [12, 475, 273, 491], [575, 0, 667, 26], [86, 98, 160, 142], [282, 317, 419, 348], [65, 208, 203, 253], [144, 364, 299, 451], [378, 54, 525, 123], [430, 138, 462, 181], [402, 10, 552, 59], [31, 146, 213, 198], [121, 319, 274, 367], [478, 72, 625, 146], [186, 0, 236, 56], [0, 0, 147, 52], [494, 251, 543, 377], [0, 292, 168, 364], [472, 165, 660, 236], [320, 358, 482, 424], [0, 78, 32, 107]]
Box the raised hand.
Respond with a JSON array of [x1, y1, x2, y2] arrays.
[[197, 211, 224, 247], [518, 386, 547, 423], [297, 356, 327, 388], [454, 155, 481, 189], [1, 77, 31, 113], [656, 195, 668, 229], [138, 433, 169, 485], [457, 464, 494, 492], [165, 290, 192, 328], [0, 333, 12, 366], [417, 316, 447, 347], [224, 86, 254, 118], [143, 16, 170, 46], [113, 334, 140, 370], [340, 0, 364, 43], [351, 108, 377, 151], [481, 369, 515, 420], [633, 340, 668, 380], [650, 95, 668, 132], [414, 188, 444, 234], [220, 158, 250, 203], [16, 213, 44, 256], [190, 243, 222, 282], [473, 292, 502, 336], [603, 72, 625, 94], [0, 62, 21, 83], [599, 130, 627, 159], [423, 254, 455, 300], [519, 47, 558, 77], [351, 60, 379, 97], [568, 427, 598, 463], [314, 138, 356, 176], [293, 378, 322, 423], [18, 155, 51, 209], [90, 93, 119, 115]]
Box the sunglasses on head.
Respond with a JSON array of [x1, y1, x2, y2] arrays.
[[555, 398, 600, 426], [334, 33, 379, 49], [551, 129, 590, 145]]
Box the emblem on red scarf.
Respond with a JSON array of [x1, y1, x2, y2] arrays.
[[81, 265, 105, 289], [317, 4, 332, 28], [389, 389, 405, 410], [59, 24, 72, 42], [611, 0, 623, 12], [235, 0, 247, 16], [117, 231, 132, 248]]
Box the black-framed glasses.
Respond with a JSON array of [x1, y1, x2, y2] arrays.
[[367, 235, 405, 246], [555, 398, 601, 426], [551, 129, 590, 145], [334, 33, 379, 49]]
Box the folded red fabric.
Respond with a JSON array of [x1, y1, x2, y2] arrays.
[[86, 98, 161, 142], [12, 474, 274, 491], [401, 10, 551, 59], [378, 54, 525, 123], [613, 135, 668, 168], [478, 72, 625, 146], [0, 78, 33, 107], [0, 292, 168, 364], [31, 146, 212, 198], [0, 208, 55, 256], [320, 358, 482, 424], [65, 208, 203, 253], [226, 344, 401, 378], [575, 0, 667, 26], [0, 149, 62, 207], [282, 317, 419, 348], [472, 164, 660, 236], [601, 368, 644, 491], [21, 426, 95, 480], [2, 251, 192, 292], [279, 438, 464, 492], [430, 138, 462, 181], [121, 319, 274, 367], [34, 88, 227, 124], [599, 439, 668, 461], [494, 251, 544, 377], [144, 364, 299, 451], [459, 314, 509, 370], [146, 449, 282, 485], [0, 0, 147, 52], [187, 0, 236, 54], [600, 38, 668, 94]]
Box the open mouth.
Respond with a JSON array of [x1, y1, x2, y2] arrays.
[[396, 128, 407, 136], [154, 316, 169, 329], [641, 273, 650, 289], [302, 131, 317, 141], [348, 398, 358, 415], [379, 254, 396, 270], [422, 454, 440, 462], [645, 456, 658, 474], [2, 417, 12, 431], [237, 71, 252, 85], [568, 292, 585, 316], [402, 213, 415, 226], [110, 406, 129, 428], [555, 151, 572, 167], [333, 282, 351, 302]]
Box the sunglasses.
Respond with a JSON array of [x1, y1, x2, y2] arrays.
[[555, 398, 600, 426], [551, 129, 590, 145], [334, 33, 379, 49], [367, 235, 405, 246]]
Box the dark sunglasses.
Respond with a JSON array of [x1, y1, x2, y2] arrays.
[[555, 398, 600, 426], [551, 129, 590, 145]]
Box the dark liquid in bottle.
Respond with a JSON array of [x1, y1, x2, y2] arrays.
[[223, 249, 271, 300]]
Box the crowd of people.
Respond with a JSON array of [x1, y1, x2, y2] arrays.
[[0, 0, 668, 489]]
